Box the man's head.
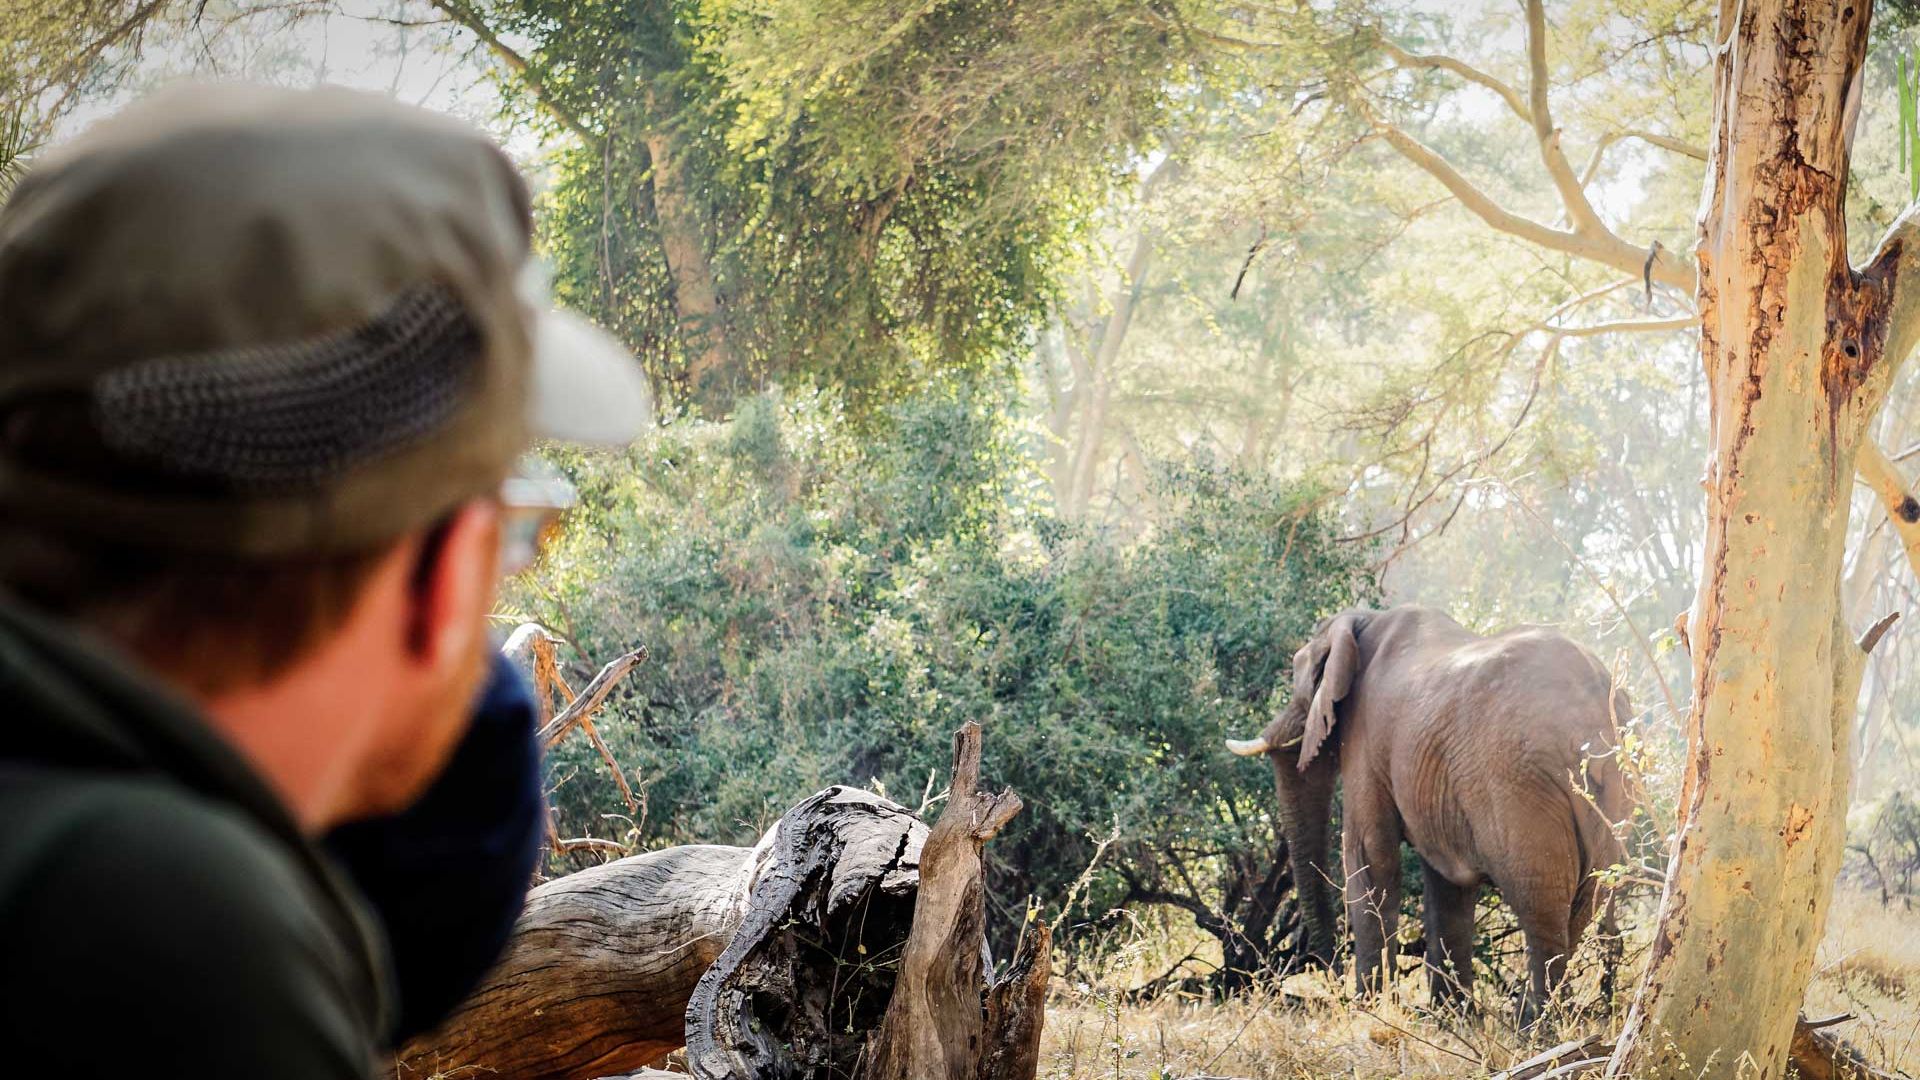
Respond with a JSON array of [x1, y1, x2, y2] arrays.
[[0, 85, 652, 828]]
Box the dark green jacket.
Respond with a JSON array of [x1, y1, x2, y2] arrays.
[[0, 600, 393, 1078]]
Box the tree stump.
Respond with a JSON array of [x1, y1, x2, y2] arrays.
[[684, 721, 1050, 1080], [856, 721, 1039, 1080]]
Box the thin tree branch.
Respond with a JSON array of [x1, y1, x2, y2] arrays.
[[1377, 38, 1528, 121], [540, 645, 649, 746], [1856, 440, 1920, 587], [1132, 6, 1288, 52], [1363, 109, 1694, 290], [1524, 0, 1606, 238], [429, 0, 600, 147], [1619, 129, 1708, 161], [1578, 129, 1709, 187], [1551, 315, 1696, 337], [42, 0, 170, 120]]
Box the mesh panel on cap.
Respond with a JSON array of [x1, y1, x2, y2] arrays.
[[92, 282, 481, 494]]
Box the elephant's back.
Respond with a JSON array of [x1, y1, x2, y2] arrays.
[[1380, 620, 1624, 882]]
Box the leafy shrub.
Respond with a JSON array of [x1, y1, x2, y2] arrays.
[[506, 379, 1374, 974]]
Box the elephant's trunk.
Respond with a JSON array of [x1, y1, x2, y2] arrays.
[[1273, 753, 1339, 968]]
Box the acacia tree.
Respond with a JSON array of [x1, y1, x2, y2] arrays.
[[1280, 1, 1920, 1073], [1604, 5, 1920, 1073]]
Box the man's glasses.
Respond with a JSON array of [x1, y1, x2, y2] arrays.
[[498, 458, 576, 575]]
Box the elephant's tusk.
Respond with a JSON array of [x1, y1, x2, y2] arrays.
[[1275, 734, 1303, 749], [1224, 737, 1270, 756]]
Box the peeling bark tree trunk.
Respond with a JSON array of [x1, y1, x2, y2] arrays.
[[400, 788, 925, 1080], [1609, 3, 1920, 1076]]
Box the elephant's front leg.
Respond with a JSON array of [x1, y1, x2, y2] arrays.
[[1419, 861, 1478, 1010], [1341, 800, 1403, 998]]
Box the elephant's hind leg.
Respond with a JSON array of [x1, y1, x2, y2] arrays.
[[1506, 874, 1577, 1028], [1420, 861, 1479, 1010]]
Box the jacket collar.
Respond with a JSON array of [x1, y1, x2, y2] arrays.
[[0, 597, 393, 1033]]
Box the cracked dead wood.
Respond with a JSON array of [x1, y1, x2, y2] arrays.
[[540, 644, 650, 746], [401, 787, 925, 1080], [505, 624, 650, 838], [681, 722, 1049, 1080], [679, 787, 928, 1079], [859, 721, 1046, 1080]]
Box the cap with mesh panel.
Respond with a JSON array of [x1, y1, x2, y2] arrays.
[[0, 83, 652, 556]]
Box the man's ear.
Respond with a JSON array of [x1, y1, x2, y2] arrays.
[[405, 501, 501, 666]]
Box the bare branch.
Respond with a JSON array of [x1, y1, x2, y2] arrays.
[[1859, 612, 1900, 656], [1620, 129, 1708, 161], [1551, 315, 1696, 337], [1578, 129, 1709, 187], [1855, 440, 1920, 585], [41, 0, 170, 120], [1377, 38, 1528, 121], [1523, 0, 1606, 238], [1364, 110, 1694, 290], [539, 645, 649, 746], [429, 0, 600, 147]]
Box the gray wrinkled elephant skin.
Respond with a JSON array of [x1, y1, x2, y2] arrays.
[[1228, 605, 1631, 1023]]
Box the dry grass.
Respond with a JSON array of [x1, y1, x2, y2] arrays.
[[1038, 887, 1920, 1079], [1804, 887, 1920, 1074]]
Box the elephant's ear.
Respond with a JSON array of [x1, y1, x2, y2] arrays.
[[1298, 613, 1361, 770]]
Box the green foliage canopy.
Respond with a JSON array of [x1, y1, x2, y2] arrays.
[[511, 384, 1373, 971]]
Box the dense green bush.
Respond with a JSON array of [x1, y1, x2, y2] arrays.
[[507, 380, 1373, 973]]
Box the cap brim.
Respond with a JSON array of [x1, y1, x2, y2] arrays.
[[527, 308, 654, 445]]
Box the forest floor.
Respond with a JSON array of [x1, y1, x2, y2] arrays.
[[1039, 887, 1920, 1079]]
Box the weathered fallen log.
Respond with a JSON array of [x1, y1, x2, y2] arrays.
[[405, 723, 1046, 1080], [401, 787, 925, 1080]]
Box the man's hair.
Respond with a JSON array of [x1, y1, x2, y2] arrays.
[[0, 524, 392, 696]]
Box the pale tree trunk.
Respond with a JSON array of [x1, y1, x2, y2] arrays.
[[643, 130, 735, 415], [1057, 157, 1177, 520], [1063, 336, 1112, 519], [1608, 3, 1920, 1075], [1238, 303, 1297, 471], [1064, 229, 1152, 518], [1039, 322, 1080, 506]]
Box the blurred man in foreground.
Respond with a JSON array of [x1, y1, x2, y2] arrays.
[[0, 85, 651, 1077]]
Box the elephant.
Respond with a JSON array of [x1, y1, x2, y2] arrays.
[[1226, 605, 1631, 1022]]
